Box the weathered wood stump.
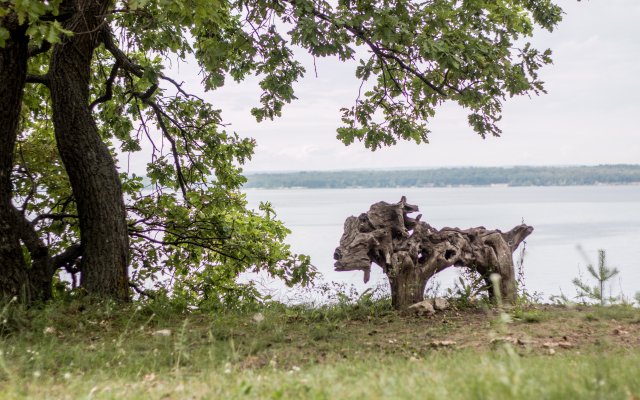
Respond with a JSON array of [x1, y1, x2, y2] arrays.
[[333, 197, 533, 310]]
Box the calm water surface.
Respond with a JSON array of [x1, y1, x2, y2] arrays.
[[245, 186, 640, 300]]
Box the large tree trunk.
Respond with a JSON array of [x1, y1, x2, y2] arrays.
[[11, 207, 54, 302], [334, 197, 533, 310], [0, 20, 30, 300], [49, 0, 129, 300], [387, 250, 432, 309]]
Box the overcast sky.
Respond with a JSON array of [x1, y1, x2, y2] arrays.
[[167, 0, 640, 173]]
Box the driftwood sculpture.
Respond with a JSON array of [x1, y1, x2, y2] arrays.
[[333, 197, 533, 310]]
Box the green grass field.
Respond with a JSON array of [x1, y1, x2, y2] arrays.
[[1, 298, 639, 399]]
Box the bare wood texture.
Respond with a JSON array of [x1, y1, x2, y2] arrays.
[[334, 197, 533, 309]]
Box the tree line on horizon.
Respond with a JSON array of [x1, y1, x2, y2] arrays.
[[245, 165, 640, 189]]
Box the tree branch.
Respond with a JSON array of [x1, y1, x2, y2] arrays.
[[51, 244, 83, 272], [129, 282, 156, 299], [31, 213, 79, 225], [10, 206, 80, 277], [160, 75, 204, 101], [11, 206, 47, 260], [101, 26, 203, 102], [134, 94, 189, 200], [15, 146, 37, 214], [26, 73, 50, 85], [294, 2, 447, 97], [100, 27, 143, 77], [90, 61, 120, 110], [129, 231, 242, 261], [9, 206, 54, 286], [99, 26, 210, 201]]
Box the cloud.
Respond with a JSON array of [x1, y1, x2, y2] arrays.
[[158, 0, 640, 173]]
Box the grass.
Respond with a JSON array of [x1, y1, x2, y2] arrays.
[[1, 297, 639, 399]]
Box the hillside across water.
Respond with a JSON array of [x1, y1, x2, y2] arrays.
[[245, 165, 640, 189]]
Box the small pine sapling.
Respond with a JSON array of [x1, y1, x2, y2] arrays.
[[572, 249, 619, 306]]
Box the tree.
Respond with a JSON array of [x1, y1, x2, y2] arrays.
[[0, 14, 30, 299], [572, 249, 620, 306], [334, 197, 533, 309], [0, 0, 562, 304]]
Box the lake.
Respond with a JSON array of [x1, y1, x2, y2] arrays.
[[244, 185, 640, 302]]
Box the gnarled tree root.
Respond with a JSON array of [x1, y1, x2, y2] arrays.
[[334, 197, 533, 309]]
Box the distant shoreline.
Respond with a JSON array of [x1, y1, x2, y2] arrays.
[[244, 165, 640, 189], [243, 183, 640, 190]]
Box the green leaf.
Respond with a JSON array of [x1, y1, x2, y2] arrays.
[[0, 27, 9, 47]]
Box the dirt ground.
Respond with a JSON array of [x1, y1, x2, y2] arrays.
[[233, 304, 640, 369]]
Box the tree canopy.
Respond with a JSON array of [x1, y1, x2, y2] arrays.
[[0, 0, 562, 306]]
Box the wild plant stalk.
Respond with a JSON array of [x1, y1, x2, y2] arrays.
[[448, 265, 488, 306], [490, 273, 503, 308], [572, 249, 619, 306], [516, 242, 527, 297], [174, 318, 190, 372]]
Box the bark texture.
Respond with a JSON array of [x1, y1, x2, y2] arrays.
[[0, 20, 30, 300], [0, 18, 77, 302], [334, 197, 533, 309], [49, 0, 130, 300]]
